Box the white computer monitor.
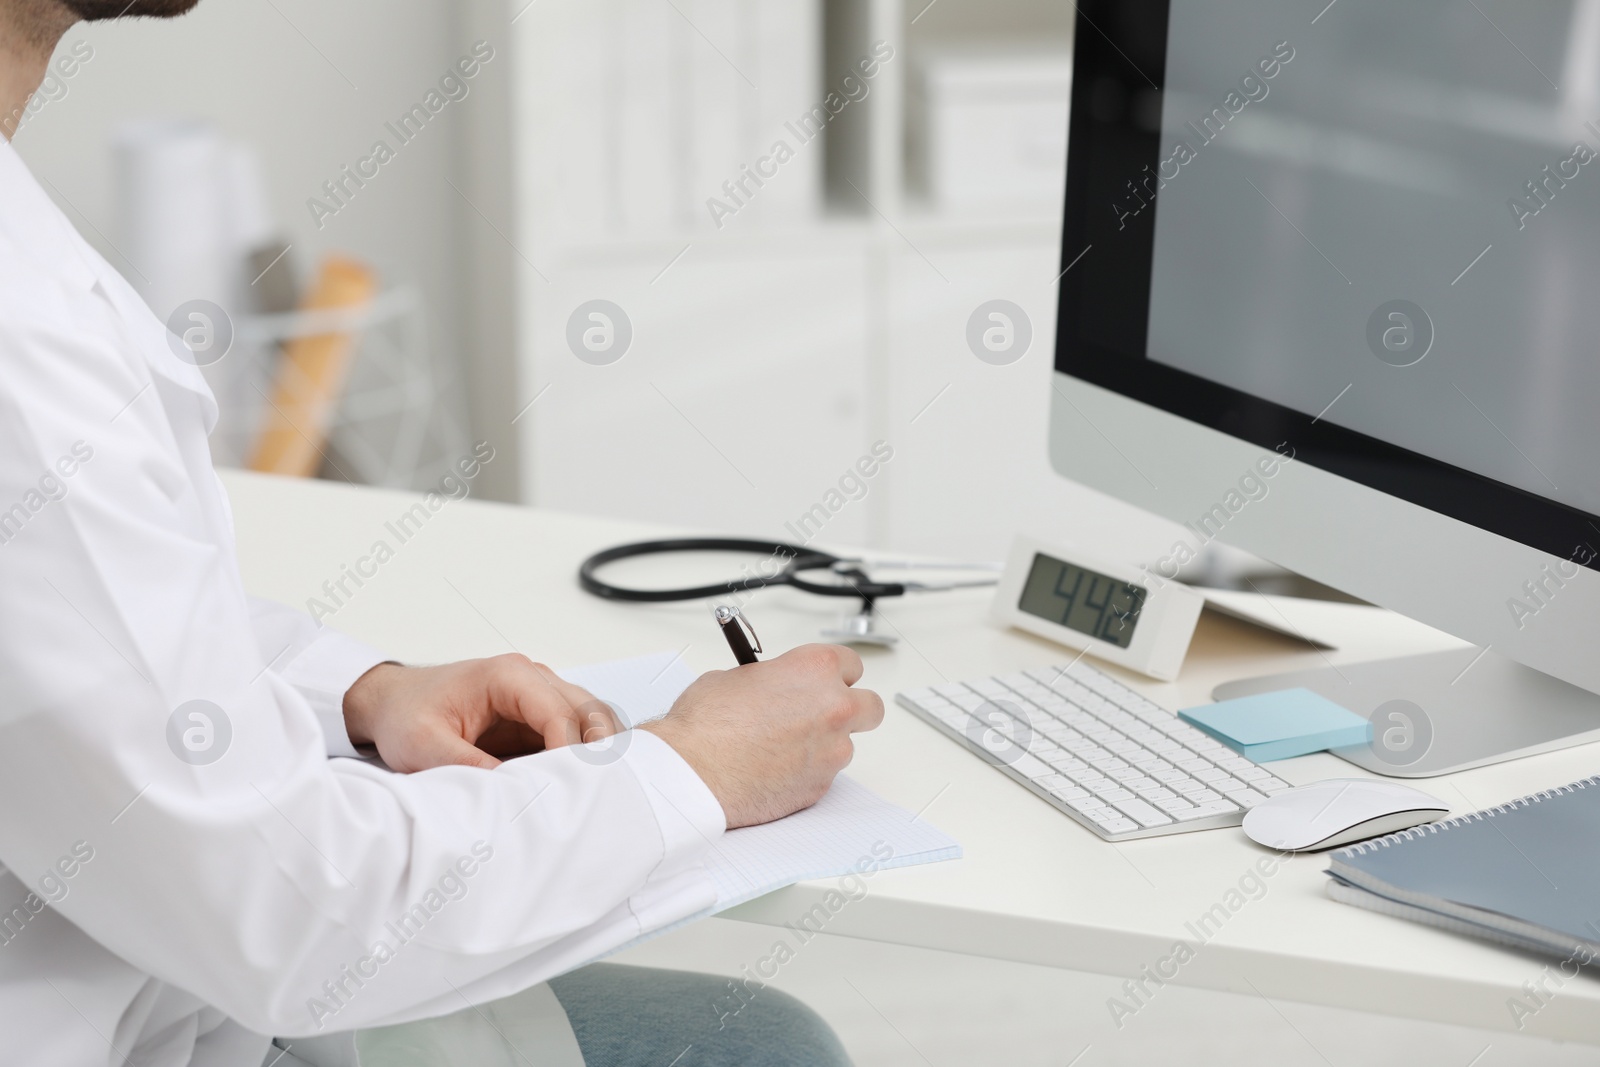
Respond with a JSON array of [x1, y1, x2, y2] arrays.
[[1049, 0, 1600, 775]]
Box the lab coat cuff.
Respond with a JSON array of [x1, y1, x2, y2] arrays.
[[277, 626, 393, 759], [621, 730, 727, 875]]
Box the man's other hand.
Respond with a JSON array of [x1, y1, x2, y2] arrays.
[[342, 655, 618, 772], [641, 644, 885, 828]]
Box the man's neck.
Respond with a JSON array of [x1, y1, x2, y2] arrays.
[[0, 1, 76, 141]]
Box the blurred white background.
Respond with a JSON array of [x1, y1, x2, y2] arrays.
[[13, 0, 1193, 575]]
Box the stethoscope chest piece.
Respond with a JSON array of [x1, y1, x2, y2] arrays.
[[819, 606, 900, 648]]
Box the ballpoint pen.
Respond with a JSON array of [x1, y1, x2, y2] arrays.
[[714, 604, 761, 665]]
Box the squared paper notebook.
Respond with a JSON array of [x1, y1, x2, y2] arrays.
[[1326, 775, 1600, 960], [560, 651, 963, 914]]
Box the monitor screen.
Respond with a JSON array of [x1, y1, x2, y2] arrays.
[[1056, 0, 1600, 568]]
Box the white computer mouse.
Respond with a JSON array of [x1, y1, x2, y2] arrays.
[[1241, 778, 1449, 851]]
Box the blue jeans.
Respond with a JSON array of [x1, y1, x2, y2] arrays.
[[550, 964, 853, 1067], [289, 964, 854, 1067]]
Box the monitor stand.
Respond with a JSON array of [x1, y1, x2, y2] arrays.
[[1211, 647, 1600, 777]]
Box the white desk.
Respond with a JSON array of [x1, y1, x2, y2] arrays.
[[224, 469, 1600, 1044]]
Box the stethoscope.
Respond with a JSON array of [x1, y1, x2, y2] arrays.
[[577, 537, 1000, 647]]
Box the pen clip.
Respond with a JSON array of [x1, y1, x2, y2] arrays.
[[738, 611, 763, 655], [714, 604, 762, 654]]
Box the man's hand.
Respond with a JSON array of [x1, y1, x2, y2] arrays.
[[342, 654, 619, 772], [641, 644, 884, 828]]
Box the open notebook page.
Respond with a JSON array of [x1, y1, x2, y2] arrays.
[[558, 650, 962, 912]]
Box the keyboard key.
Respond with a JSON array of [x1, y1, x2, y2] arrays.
[[1233, 766, 1270, 782], [1172, 778, 1208, 795], [1066, 795, 1112, 815], [1175, 730, 1222, 748], [1096, 786, 1134, 802], [1132, 782, 1176, 801], [1048, 783, 1089, 802], [1154, 796, 1196, 815], [1257, 777, 1292, 795], [1046, 756, 1089, 774], [1224, 788, 1270, 809], [1179, 800, 1239, 819], [1151, 768, 1188, 784], [1007, 753, 1055, 779], [1191, 766, 1228, 782], [1107, 766, 1142, 781], [1188, 788, 1223, 803], [1218, 756, 1257, 771], [1110, 798, 1173, 828], [1089, 813, 1140, 835], [1213, 776, 1246, 793]]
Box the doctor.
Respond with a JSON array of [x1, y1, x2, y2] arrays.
[[0, 2, 882, 1066]]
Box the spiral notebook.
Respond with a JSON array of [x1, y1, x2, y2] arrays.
[[1326, 775, 1600, 959]]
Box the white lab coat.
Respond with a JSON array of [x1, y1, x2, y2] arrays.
[[0, 140, 726, 1066]]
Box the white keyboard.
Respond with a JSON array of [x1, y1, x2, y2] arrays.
[[896, 661, 1292, 841]]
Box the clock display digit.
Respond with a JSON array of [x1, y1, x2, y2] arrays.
[[1017, 553, 1147, 649]]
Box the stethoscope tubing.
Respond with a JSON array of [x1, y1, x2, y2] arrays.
[[577, 537, 907, 603]]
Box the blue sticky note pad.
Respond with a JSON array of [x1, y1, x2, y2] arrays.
[[1178, 689, 1371, 762]]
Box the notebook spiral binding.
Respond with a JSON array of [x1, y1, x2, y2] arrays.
[[1332, 775, 1600, 858]]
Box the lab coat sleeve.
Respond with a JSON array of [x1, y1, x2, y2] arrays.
[[0, 320, 728, 1038], [245, 596, 391, 759]]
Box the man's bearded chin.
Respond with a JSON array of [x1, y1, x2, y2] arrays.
[[60, 0, 200, 18]]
